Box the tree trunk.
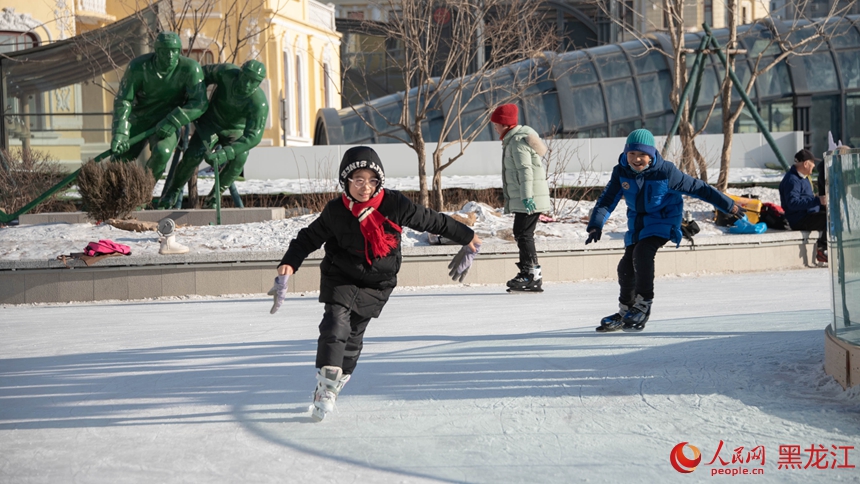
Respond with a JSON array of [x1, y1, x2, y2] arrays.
[[431, 150, 444, 211], [414, 135, 429, 207], [717, 0, 738, 193]]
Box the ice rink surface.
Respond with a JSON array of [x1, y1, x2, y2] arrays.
[[2, 268, 859, 483]]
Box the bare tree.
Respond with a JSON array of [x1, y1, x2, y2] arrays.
[[713, 1, 857, 191], [342, 0, 557, 210], [592, 0, 714, 180]]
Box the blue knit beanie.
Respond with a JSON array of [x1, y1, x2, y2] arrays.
[[624, 129, 657, 159]]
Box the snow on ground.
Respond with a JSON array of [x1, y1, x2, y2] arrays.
[[1, 170, 782, 261], [1, 268, 855, 483]]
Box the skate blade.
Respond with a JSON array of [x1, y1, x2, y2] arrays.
[[595, 324, 623, 332], [621, 324, 646, 332], [506, 287, 544, 293], [310, 405, 326, 422]]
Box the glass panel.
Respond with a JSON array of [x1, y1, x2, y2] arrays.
[[755, 60, 792, 98], [826, 21, 860, 49], [639, 71, 673, 114], [718, 62, 756, 101], [629, 50, 667, 74], [605, 79, 640, 120], [369, 101, 403, 131], [698, 65, 722, 102], [575, 126, 608, 138], [799, 53, 839, 92], [523, 93, 561, 136], [736, 108, 758, 133], [557, 57, 599, 85], [695, 107, 723, 134], [741, 25, 781, 57], [612, 120, 641, 138], [788, 26, 826, 53], [810, 95, 841, 157], [761, 101, 794, 132], [594, 52, 631, 80], [643, 114, 672, 136], [825, 149, 860, 343], [341, 115, 371, 144], [845, 95, 860, 148], [837, 50, 860, 89], [569, 84, 606, 128]]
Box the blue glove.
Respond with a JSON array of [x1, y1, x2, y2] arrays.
[[522, 198, 536, 214], [448, 242, 481, 283], [585, 228, 601, 245], [267, 275, 289, 314]]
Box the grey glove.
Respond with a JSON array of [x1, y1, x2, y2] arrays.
[[448, 242, 481, 283], [267, 275, 289, 314]]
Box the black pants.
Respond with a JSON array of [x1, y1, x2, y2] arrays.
[[316, 303, 371, 375], [617, 236, 669, 304], [513, 212, 541, 266], [791, 210, 828, 250]]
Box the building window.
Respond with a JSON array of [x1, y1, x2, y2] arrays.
[[704, 0, 713, 27], [282, 50, 293, 138], [295, 54, 307, 137], [0, 31, 38, 54], [187, 49, 215, 65], [620, 0, 634, 31]]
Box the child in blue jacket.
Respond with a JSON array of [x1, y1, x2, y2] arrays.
[[586, 129, 740, 332]]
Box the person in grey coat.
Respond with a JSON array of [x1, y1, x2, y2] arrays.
[[491, 104, 551, 292]]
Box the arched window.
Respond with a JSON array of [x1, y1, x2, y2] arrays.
[[187, 49, 215, 65], [295, 53, 307, 138], [283, 49, 294, 138], [323, 62, 333, 108], [0, 31, 38, 54]]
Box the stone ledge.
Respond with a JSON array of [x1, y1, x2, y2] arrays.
[[18, 208, 286, 226], [0, 230, 823, 271]]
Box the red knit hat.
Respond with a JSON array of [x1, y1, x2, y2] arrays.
[[490, 104, 518, 126]]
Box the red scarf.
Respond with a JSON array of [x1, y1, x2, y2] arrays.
[[342, 190, 403, 265]]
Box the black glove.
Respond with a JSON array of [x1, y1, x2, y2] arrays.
[[585, 228, 601, 245]]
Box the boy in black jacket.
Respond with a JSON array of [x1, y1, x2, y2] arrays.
[[269, 146, 482, 421]]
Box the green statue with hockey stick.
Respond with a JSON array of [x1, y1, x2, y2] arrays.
[[158, 59, 269, 208]]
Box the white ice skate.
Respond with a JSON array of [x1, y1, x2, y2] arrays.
[[311, 366, 347, 422], [157, 218, 189, 255]]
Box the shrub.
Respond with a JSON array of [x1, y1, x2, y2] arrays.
[[0, 148, 66, 218], [77, 160, 155, 221]]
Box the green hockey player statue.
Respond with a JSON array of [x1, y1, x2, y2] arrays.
[[158, 59, 269, 208], [110, 31, 208, 180]]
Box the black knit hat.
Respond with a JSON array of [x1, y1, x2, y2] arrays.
[[339, 146, 385, 201]]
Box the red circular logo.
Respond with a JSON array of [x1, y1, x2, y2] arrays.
[[433, 7, 451, 25], [670, 442, 702, 473]]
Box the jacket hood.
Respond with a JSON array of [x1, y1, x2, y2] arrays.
[[503, 125, 548, 158]]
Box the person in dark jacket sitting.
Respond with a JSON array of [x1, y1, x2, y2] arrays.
[[779, 149, 828, 263], [586, 129, 740, 333], [268, 146, 482, 421]]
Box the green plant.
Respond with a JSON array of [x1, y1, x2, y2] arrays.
[[77, 160, 155, 221]]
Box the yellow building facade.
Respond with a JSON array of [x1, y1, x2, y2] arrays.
[[1, 0, 341, 171]]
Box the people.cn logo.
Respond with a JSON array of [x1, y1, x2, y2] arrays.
[[670, 442, 702, 473]]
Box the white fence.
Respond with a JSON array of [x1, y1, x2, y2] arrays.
[[245, 132, 803, 181]]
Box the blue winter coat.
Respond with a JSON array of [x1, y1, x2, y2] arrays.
[[587, 152, 736, 247], [778, 165, 822, 228]]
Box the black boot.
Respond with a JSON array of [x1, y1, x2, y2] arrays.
[[507, 264, 543, 292], [621, 295, 652, 332], [596, 303, 629, 332], [506, 263, 528, 288]]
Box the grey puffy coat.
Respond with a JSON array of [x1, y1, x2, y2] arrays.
[[501, 125, 551, 214]]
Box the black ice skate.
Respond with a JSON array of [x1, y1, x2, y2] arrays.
[[595, 303, 629, 332], [506, 262, 528, 288], [507, 264, 543, 293], [621, 295, 652, 332]]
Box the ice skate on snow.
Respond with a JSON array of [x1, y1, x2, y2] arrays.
[[506, 264, 543, 293], [311, 366, 348, 422], [595, 303, 629, 332], [621, 295, 652, 332]]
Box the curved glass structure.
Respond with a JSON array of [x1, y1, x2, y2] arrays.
[[316, 16, 860, 158], [825, 148, 860, 345]]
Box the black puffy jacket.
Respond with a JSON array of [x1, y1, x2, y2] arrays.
[[280, 189, 474, 317]]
